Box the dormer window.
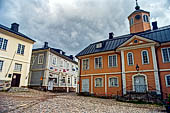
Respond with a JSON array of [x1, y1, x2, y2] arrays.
[[96, 42, 102, 48], [143, 15, 149, 22]]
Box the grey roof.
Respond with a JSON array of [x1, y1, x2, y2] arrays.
[[76, 25, 170, 57], [0, 23, 35, 42]]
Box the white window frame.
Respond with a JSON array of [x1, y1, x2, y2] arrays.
[[52, 57, 57, 66], [17, 44, 25, 55], [82, 58, 89, 70], [38, 54, 44, 64], [0, 60, 4, 71], [95, 77, 103, 87], [161, 48, 170, 63], [127, 52, 134, 66], [0, 38, 8, 50], [141, 50, 150, 64], [165, 74, 170, 87], [14, 63, 22, 72], [94, 56, 103, 69], [108, 54, 117, 68], [108, 77, 119, 87]]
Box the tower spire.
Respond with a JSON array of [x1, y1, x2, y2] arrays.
[[135, 0, 140, 10]]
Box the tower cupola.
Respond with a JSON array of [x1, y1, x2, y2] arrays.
[[128, 0, 151, 34]]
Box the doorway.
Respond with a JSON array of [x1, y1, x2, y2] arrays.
[[133, 75, 147, 93], [11, 74, 21, 87]]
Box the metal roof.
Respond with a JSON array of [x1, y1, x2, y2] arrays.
[[33, 47, 78, 64], [0, 23, 35, 42], [76, 25, 170, 57]]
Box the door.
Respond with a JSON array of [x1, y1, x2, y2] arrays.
[[134, 75, 147, 92], [82, 79, 89, 92], [48, 80, 54, 91], [11, 74, 21, 87]]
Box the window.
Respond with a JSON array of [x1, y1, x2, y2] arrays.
[[62, 77, 65, 83], [142, 50, 149, 64], [17, 44, 25, 55], [38, 54, 44, 64], [95, 78, 103, 87], [108, 55, 117, 67], [127, 52, 134, 66], [162, 48, 170, 63], [130, 18, 134, 26], [143, 15, 149, 22], [14, 63, 22, 72], [165, 75, 170, 87], [31, 56, 35, 65], [74, 77, 77, 84], [68, 78, 71, 84], [0, 38, 8, 50], [95, 57, 102, 69], [109, 77, 118, 87], [67, 62, 69, 69], [82, 59, 89, 70], [52, 57, 56, 65], [96, 43, 102, 48], [0, 60, 4, 71]]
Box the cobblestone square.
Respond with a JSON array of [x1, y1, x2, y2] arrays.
[[0, 89, 165, 113]]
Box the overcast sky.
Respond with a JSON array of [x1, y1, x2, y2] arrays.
[[0, 0, 170, 56]]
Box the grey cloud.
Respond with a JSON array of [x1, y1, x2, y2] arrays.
[[0, 0, 170, 56]]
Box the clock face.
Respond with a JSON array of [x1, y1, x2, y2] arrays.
[[135, 15, 141, 20]]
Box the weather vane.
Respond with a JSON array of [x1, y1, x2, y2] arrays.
[[135, 0, 140, 10]]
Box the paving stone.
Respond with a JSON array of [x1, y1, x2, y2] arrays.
[[0, 89, 165, 113]]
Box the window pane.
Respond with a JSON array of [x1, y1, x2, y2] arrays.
[[0, 38, 3, 49], [14, 63, 22, 72], [95, 78, 102, 87], [109, 77, 118, 87], [21, 45, 25, 55], [17, 44, 21, 54], [0, 60, 4, 71], [142, 51, 149, 64], [113, 55, 117, 66], [128, 53, 133, 65], [162, 48, 169, 62], [2, 39, 8, 50]]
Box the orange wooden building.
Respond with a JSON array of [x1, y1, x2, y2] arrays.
[[76, 2, 170, 99]]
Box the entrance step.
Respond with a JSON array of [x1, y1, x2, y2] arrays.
[[8, 87, 29, 92]]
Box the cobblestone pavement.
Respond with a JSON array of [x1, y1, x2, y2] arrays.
[[0, 89, 166, 113]]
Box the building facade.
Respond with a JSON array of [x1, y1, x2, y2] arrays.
[[76, 3, 170, 99], [29, 42, 78, 92], [0, 23, 35, 90]]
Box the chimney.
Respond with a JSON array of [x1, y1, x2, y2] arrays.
[[44, 42, 48, 48], [109, 32, 114, 39], [62, 51, 65, 55], [11, 23, 19, 32], [152, 21, 158, 30], [69, 55, 74, 60]]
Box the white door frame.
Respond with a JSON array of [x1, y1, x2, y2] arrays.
[[132, 74, 148, 92]]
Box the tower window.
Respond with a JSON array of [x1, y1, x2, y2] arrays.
[[130, 18, 134, 26], [143, 15, 149, 22]]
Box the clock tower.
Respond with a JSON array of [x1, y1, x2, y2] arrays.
[[128, 0, 151, 34]]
